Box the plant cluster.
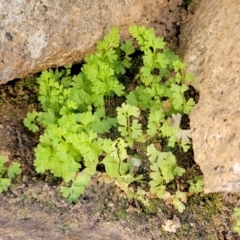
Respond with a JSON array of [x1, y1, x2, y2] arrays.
[[0, 155, 21, 192], [24, 26, 202, 211]]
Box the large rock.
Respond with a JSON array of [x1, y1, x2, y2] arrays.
[[179, 0, 240, 193], [0, 0, 183, 84]]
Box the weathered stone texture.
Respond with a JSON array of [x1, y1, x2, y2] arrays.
[[179, 0, 240, 193], [0, 0, 183, 84]]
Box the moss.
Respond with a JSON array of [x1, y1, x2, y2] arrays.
[[116, 210, 127, 219], [144, 199, 161, 214]]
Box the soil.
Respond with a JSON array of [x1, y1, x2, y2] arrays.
[[1, 1, 240, 239]]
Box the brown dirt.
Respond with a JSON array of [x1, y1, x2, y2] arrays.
[[0, 1, 240, 239]]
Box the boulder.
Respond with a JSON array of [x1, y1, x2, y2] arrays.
[[0, 0, 183, 84], [179, 0, 240, 193]]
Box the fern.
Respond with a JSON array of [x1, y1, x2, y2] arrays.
[[24, 26, 198, 210]]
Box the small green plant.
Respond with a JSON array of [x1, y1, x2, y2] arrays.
[[0, 156, 21, 192], [233, 207, 240, 234], [24, 26, 199, 209], [188, 175, 204, 194]]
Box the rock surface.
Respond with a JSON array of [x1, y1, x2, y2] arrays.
[[0, 0, 183, 84], [179, 0, 240, 193]]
